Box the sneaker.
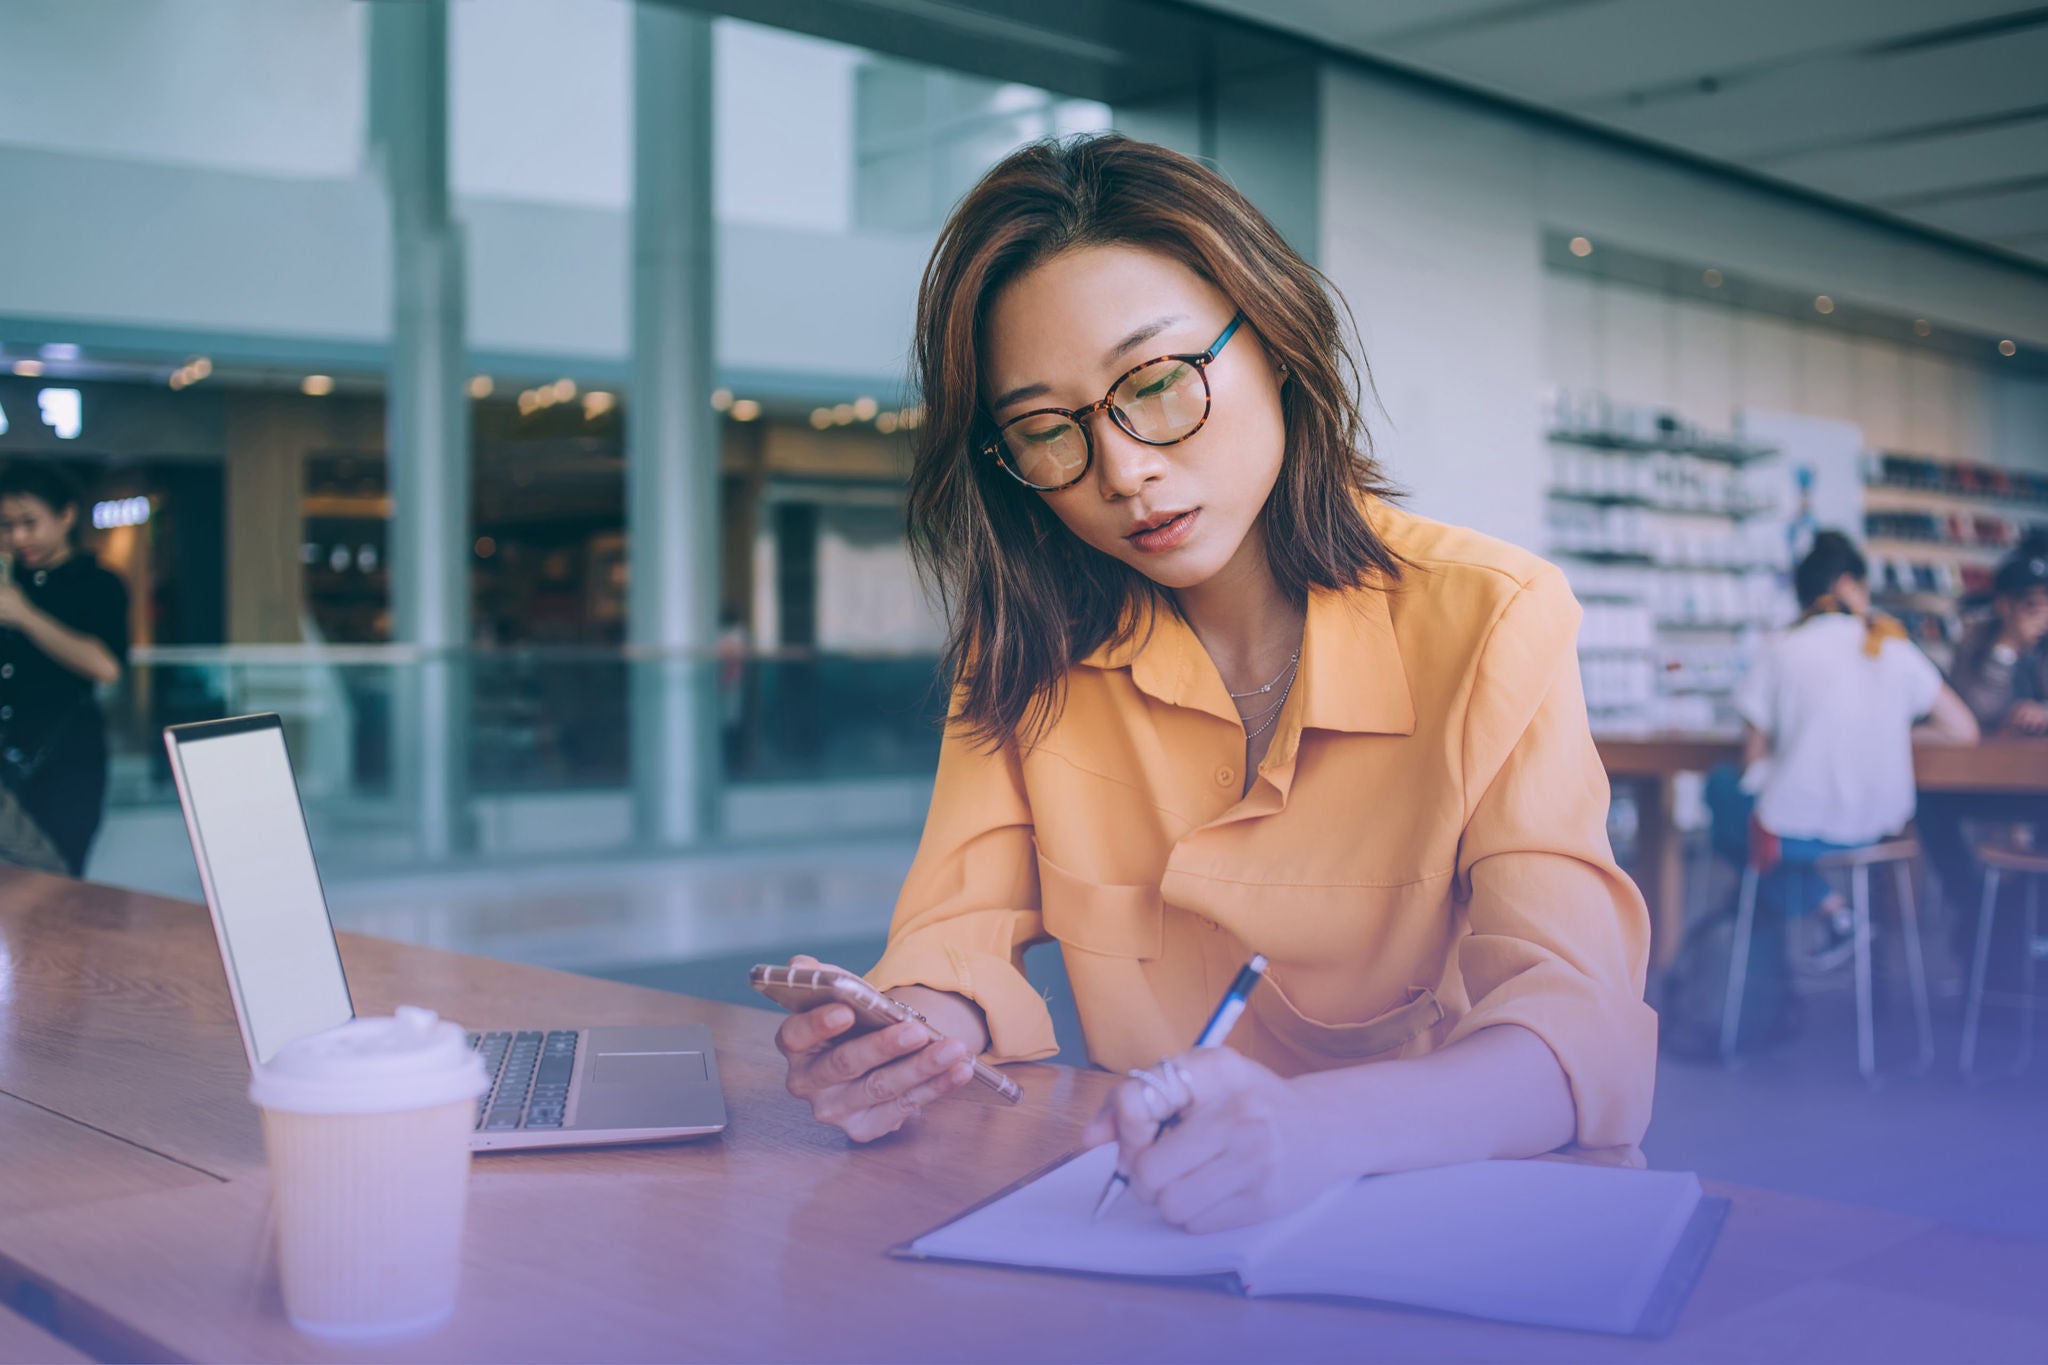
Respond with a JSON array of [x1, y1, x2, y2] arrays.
[[1797, 897, 1857, 973]]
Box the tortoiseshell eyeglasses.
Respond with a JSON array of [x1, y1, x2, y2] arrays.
[[984, 312, 1246, 492]]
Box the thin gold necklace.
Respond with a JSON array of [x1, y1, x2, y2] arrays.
[[1227, 646, 1301, 700]]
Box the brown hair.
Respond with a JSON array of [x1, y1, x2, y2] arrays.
[[907, 132, 1401, 747]]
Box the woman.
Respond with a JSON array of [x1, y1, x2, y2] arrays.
[[0, 458, 129, 876], [775, 134, 1653, 1233]]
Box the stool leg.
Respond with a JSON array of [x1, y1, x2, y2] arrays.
[[1961, 867, 2001, 1078], [1893, 859, 1934, 1074], [1722, 867, 1760, 1065], [1853, 863, 1877, 1082], [2019, 876, 2039, 1076]]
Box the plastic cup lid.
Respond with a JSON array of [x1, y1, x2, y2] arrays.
[[249, 1006, 489, 1116]]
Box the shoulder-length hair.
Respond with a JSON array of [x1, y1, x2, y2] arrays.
[[907, 132, 1400, 747]]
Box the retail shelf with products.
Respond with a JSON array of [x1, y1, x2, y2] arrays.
[[1860, 451, 2048, 669], [1546, 389, 1794, 734]]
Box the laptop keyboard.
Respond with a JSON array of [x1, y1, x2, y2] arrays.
[[468, 1030, 577, 1131]]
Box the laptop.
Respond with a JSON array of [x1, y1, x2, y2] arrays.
[[164, 713, 727, 1151]]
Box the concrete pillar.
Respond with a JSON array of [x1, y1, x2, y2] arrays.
[[370, 0, 471, 860], [628, 2, 721, 847]]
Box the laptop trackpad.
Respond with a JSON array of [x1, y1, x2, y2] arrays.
[[591, 1050, 708, 1087]]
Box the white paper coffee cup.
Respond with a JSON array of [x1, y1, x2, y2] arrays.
[[249, 1006, 488, 1341]]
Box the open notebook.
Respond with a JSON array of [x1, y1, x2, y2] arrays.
[[896, 1145, 1726, 1338]]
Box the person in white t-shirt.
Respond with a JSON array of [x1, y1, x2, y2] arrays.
[[1722, 531, 1977, 940]]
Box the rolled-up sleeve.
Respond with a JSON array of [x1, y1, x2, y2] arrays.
[[865, 716, 1057, 1064], [1443, 567, 1656, 1158]]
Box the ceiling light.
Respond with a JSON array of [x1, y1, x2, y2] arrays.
[[1813, 296, 1834, 315], [190, 357, 212, 379], [468, 375, 494, 399], [582, 390, 616, 418], [832, 403, 855, 424], [853, 396, 878, 421], [301, 375, 335, 396], [552, 379, 576, 402], [1568, 236, 1593, 258], [809, 408, 833, 430], [1999, 339, 2018, 357], [39, 343, 80, 361], [12, 360, 44, 378], [730, 398, 761, 421], [875, 412, 899, 434], [710, 388, 733, 412], [474, 536, 497, 558]]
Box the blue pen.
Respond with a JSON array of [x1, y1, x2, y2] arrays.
[[1092, 953, 1268, 1220]]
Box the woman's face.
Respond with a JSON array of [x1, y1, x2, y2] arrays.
[[980, 245, 1288, 592], [0, 494, 74, 568]]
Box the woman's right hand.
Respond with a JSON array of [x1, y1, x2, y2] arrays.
[[775, 955, 978, 1142]]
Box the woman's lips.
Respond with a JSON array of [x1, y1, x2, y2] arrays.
[[1127, 508, 1198, 553]]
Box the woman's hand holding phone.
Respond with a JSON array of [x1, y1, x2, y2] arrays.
[[773, 955, 987, 1142]]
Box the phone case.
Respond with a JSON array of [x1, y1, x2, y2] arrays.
[[750, 963, 1022, 1104]]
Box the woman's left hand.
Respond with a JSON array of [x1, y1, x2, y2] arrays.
[[1080, 1048, 1338, 1234]]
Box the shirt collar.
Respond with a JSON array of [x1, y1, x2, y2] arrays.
[[1078, 578, 1415, 742]]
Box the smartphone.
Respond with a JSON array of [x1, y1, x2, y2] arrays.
[[750, 962, 1022, 1104]]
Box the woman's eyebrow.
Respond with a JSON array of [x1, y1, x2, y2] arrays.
[[990, 314, 1190, 414]]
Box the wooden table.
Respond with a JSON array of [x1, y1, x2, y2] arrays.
[[5, 869, 2048, 1363], [1597, 737, 2048, 972]]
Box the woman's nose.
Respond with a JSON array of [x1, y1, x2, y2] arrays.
[[1091, 420, 1168, 501]]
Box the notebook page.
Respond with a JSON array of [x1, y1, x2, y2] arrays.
[[1246, 1161, 1703, 1336], [910, 1143, 1333, 1281]]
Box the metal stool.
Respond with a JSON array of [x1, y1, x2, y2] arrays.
[[1959, 842, 2046, 1078], [1722, 838, 1933, 1080]]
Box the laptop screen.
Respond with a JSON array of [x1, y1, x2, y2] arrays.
[[167, 717, 353, 1065]]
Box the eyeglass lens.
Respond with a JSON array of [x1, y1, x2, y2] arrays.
[[999, 356, 1209, 489]]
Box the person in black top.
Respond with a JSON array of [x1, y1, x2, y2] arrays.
[[0, 459, 130, 876]]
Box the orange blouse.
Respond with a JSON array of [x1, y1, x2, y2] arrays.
[[867, 503, 1655, 1161]]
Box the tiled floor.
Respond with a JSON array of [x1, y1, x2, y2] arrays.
[[340, 838, 2048, 1243]]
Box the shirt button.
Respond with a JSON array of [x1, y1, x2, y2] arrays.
[[0, 664, 11, 678], [0, 706, 12, 720], [1215, 765, 1234, 787], [31, 571, 45, 586]]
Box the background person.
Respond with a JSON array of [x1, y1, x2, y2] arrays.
[[772, 134, 1654, 1235], [1715, 531, 1976, 965], [0, 458, 130, 876], [1948, 536, 2048, 737], [1923, 536, 2048, 979]]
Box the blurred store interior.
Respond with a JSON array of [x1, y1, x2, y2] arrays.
[[4, 0, 2048, 1238]]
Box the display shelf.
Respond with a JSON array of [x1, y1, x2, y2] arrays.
[[1553, 548, 1781, 573], [1868, 452, 2048, 509], [1864, 535, 2007, 564], [1863, 483, 2048, 518], [1547, 429, 1778, 464], [1547, 392, 1791, 733], [1547, 488, 1777, 518]]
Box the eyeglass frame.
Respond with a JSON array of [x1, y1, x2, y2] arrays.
[[983, 311, 1247, 492]]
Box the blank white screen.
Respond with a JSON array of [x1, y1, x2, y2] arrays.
[[175, 724, 353, 1064]]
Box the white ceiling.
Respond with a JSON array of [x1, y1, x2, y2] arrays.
[[1185, 0, 2048, 268]]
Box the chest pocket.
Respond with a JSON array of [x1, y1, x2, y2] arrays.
[[1036, 849, 1164, 960]]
